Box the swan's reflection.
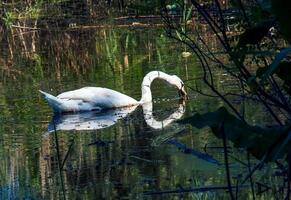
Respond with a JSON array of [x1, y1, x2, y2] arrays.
[[143, 101, 185, 129], [48, 100, 185, 132], [48, 105, 138, 132]]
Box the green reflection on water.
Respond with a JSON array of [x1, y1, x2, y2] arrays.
[[0, 27, 274, 199]]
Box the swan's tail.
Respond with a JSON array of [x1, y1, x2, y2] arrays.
[[39, 90, 63, 113]]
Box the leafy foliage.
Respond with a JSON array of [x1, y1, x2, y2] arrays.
[[179, 107, 291, 162]]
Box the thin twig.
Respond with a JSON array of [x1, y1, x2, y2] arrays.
[[221, 123, 235, 200]]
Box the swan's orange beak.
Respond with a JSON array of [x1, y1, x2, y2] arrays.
[[179, 86, 188, 100]]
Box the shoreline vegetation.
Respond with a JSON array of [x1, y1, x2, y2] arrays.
[[0, 1, 163, 30]]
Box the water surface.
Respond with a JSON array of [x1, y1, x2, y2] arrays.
[[0, 27, 276, 199]]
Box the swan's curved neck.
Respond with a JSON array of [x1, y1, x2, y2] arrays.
[[139, 71, 174, 103]]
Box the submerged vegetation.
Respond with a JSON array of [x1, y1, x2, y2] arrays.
[[1, 0, 291, 199]]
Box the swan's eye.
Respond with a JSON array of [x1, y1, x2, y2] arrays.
[[180, 82, 184, 89]]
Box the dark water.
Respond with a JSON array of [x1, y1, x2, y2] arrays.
[[0, 27, 278, 199]]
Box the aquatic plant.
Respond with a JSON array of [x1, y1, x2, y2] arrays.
[[2, 11, 14, 29]]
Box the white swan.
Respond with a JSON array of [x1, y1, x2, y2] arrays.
[[39, 71, 187, 113]]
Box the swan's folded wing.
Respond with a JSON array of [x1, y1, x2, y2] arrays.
[[57, 87, 138, 108], [57, 87, 99, 102]]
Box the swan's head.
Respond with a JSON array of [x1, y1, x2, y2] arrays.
[[169, 75, 188, 100]]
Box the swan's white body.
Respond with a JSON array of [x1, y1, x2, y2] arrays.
[[40, 87, 138, 113], [40, 71, 187, 113]]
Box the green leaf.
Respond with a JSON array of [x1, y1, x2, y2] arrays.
[[179, 107, 291, 162], [185, 5, 193, 21]]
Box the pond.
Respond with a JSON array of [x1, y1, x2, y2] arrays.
[[0, 27, 280, 199]]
